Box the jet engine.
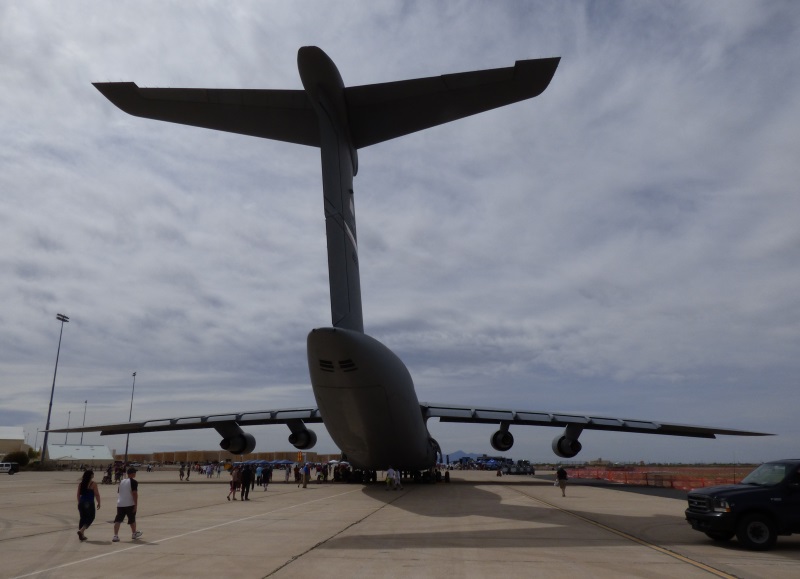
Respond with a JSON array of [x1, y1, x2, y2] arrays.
[[490, 429, 514, 452], [551, 435, 582, 458], [289, 428, 317, 450], [551, 424, 584, 458], [219, 432, 256, 455]]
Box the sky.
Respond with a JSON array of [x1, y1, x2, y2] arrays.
[[1, 0, 798, 465]]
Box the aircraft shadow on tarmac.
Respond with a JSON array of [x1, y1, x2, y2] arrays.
[[314, 478, 800, 557]]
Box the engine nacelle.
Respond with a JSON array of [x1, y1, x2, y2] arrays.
[[288, 428, 317, 450], [490, 429, 514, 452], [219, 432, 256, 455], [552, 435, 582, 458]]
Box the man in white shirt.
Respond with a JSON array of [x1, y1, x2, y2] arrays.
[[112, 467, 142, 542], [386, 466, 395, 490], [393, 468, 403, 490]]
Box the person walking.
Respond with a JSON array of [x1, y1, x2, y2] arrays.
[[227, 466, 241, 501], [385, 466, 395, 491], [241, 465, 253, 501], [393, 468, 403, 490], [263, 465, 270, 490], [112, 467, 142, 542], [556, 465, 568, 497], [76, 470, 101, 541], [179, 463, 184, 481]]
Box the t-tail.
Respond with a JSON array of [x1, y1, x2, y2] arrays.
[[297, 47, 364, 332], [92, 46, 560, 334]]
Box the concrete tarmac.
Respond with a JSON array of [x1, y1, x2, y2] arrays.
[[1, 469, 798, 578]]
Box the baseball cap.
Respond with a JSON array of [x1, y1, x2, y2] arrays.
[[127, 466, 137, 474]]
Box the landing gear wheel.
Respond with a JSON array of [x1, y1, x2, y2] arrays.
[[736, 514, 776, 551]]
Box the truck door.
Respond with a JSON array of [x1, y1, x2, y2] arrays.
[[785, 466, 800, 532]]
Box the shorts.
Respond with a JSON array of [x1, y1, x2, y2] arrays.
[[114, 505, 136, 525]]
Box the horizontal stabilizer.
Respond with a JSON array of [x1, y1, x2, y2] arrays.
[[94, 54, 559, 150], [421, 403, 772, 439], [345, 57, 560, 148], [93, 83, 320, 146]]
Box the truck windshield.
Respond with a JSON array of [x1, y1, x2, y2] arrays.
[[740, 463, 790, 486]]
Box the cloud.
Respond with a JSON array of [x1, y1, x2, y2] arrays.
[[1, 1, 798, 464]]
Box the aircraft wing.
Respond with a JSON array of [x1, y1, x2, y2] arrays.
[[345, 56, 560, 148], [48, 407, 323, 436], [420, 403, 772, 438]]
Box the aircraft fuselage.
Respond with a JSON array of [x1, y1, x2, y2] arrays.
[[307, 328, 438, 470], [300, 48, 439, 470]]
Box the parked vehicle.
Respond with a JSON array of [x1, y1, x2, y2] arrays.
[[0, 462, 20, 475], [685, 459, 800, 550], [501, 460, 535, 475]]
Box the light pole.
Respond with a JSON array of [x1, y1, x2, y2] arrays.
[[64, 411, 71, 444], [80, 400, 87, 445], [123, 372, 136, 463], [42, 313, 69, 461]]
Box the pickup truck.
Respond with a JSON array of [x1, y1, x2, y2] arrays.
[[685, 459, 800, 550]]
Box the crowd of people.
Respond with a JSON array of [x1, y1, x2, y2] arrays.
[[226, 463, 272, 500], [74, 460, 567, 544], [179, 462, 223, 480]]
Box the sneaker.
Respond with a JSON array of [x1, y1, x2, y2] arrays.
[[132, 531, 143, 540], [112, 535, 120, 542]]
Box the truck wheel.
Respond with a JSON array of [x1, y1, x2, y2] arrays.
[[705, 531, 734, 542], [736, 514, 776, 551]]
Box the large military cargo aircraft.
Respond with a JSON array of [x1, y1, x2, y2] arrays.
[[52, 47, 769, 470]]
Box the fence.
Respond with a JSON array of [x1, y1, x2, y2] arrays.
[[569, 466, 753, 491]]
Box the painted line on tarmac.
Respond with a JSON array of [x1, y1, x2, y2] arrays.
[[11, 487, 362, 579], [512, 489, 738, 579], [264, 487, 412, 577]]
